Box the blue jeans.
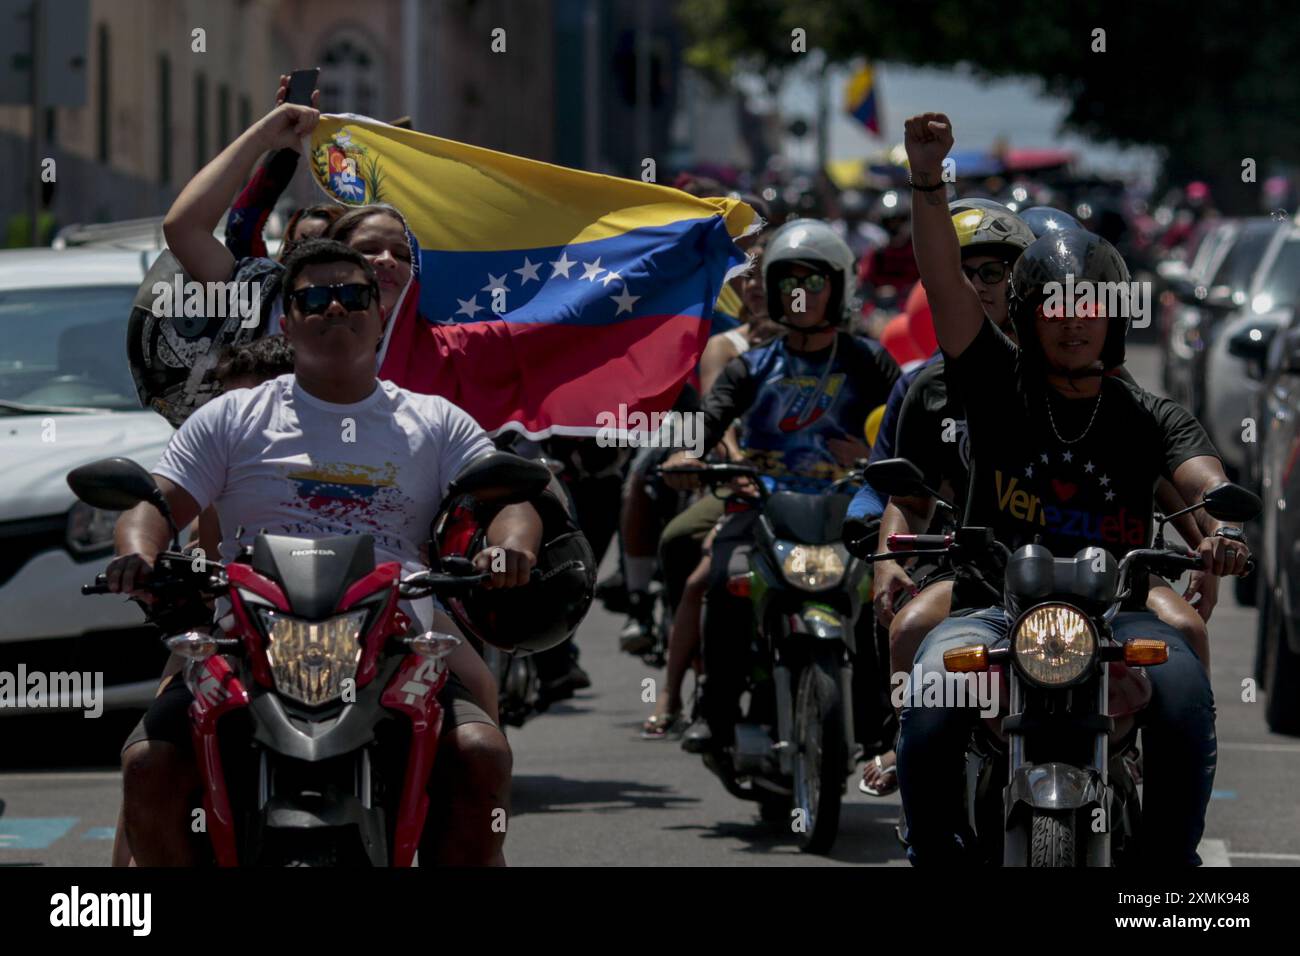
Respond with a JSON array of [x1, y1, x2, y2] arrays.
[[896, 607, 1216, 866]]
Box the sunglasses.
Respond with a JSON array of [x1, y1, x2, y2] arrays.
[[1034, 300, 1108, 323], [777, 273, 829, 295], [288, 282, 378, 315], [962, 261, 1009, 285]]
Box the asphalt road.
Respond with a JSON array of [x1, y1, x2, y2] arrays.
[[2, 345, 1298, 867]]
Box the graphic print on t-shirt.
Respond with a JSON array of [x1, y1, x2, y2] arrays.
[[282, 461, 410, 534], [743, 372, 849, 491], [991, 447, 1149, 550]]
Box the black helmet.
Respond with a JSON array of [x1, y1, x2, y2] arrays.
[[1018, 205, 1083, 239], [431, 473, 595, 654], [1010, 231, 1131, 372]]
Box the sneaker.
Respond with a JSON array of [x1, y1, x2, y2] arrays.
[[618, 591, 657, 654], [680, 717, 713, 754]]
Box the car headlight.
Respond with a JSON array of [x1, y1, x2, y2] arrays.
[[1013, 604, 1097, 687], [66, 501, 120, 556], [258, 609, 366, 706], [773, 540, 847, 590]]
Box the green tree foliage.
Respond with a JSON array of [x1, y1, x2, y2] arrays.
[[680, 0, 1300, 209]]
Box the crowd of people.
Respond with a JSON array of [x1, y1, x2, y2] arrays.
[[100, 78, 1255, 867]]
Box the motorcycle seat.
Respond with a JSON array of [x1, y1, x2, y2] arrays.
[[763, 492, 852, 545], [251, 533, 377, 619]]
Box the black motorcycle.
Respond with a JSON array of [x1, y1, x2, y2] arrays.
[[659, 462, 872, 853], [861, 457, 1260, 866]]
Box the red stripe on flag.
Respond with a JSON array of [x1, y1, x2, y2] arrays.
[[380, 311, 710, 435]]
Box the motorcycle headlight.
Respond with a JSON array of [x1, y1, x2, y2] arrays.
[[66, 501, 120, 556], [258, 609, 366, 706], [774, 540, 847, 590], [1012, 604, 1097, 687]]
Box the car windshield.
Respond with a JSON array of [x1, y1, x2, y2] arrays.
[[1251, 239, 1300, 314], [0, 285, 140, 412], [1210, 222, 1278, 294]]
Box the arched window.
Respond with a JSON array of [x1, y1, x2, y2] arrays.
[[318, 32, 382, 117]]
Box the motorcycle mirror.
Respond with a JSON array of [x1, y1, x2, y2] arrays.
[[1202, 483, 1262, 523], [67, 457, 164, 512], [863, 457, 929, 497], [447, 452, 552, 505]]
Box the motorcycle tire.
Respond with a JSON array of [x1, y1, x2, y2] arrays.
[[792, 648, 846, 855], [1029, 812, 1077, 868]]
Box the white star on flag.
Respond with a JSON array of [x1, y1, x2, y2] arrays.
[[455, 295, 483, 318], [550, 252, 576, 278], [599, 269, 622, 287], [581, 258, 605, 282], [481, 273, 509, 294], [611, 288, 640, 315], [515, 257, 542, 284]]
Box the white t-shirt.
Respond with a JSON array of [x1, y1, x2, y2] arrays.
[[153, 374, 494, 575]]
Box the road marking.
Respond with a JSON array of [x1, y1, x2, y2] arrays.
[[1199, 839, 1232, 867], [1210, 790, 1237, 799], [0, 818, 78, 849], [1228, 851, 1300, 861], [1218, 741, 1300, 754], [80, 827, 116, 841]]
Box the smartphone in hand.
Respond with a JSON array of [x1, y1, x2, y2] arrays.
[[286, 68, 319, 106]]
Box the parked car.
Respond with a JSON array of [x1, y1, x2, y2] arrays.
[[0, 247, 173, 715], [1156, 218, 1234, 365], [1162, 218, 1285, 422], [1231, 284, 1300, 735]]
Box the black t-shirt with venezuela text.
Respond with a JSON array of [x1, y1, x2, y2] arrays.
[[945, 320, 1218, 609]]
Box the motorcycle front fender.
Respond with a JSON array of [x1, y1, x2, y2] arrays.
[[1004, 761, 1106, 813]]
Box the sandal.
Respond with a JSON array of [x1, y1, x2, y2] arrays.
[[641, 711, 684, 740], [859, 752, 899, 797]]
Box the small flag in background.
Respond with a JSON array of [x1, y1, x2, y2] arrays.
[[844, 61, 881, 135], [309, 115, 755, 438]]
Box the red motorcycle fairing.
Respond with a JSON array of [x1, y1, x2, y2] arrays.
[[1106, 661, 1153, 718], [381, 653, 451, 867], [342, 562, 403, 687], [187, 654, 252, 868]]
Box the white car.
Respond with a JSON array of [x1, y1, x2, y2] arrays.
[[0, 247, 174, 714]]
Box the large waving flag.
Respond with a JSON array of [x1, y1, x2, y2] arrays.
[[844, 62, 881, 135], [308, 116, 755, 438]]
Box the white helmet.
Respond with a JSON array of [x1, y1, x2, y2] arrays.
[[761, 218, 857, 326]]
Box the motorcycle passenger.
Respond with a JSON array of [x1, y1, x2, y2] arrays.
[[109, 240, 541, 866], [896, 112, 1251, 866], [662, 218, 901, 754]]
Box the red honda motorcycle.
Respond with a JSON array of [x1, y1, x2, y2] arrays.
[[68, 453, 549, 866]]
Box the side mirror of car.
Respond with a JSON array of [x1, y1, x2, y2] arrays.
[[1226, 322, 1278, 364]]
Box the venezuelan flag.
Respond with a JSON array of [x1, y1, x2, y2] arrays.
[[308, 116, 755, 438], [844, 62, 880, 135]]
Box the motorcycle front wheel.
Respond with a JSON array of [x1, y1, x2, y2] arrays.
[[1029, 811, 1077, 867], [792, 648, 846, 854]]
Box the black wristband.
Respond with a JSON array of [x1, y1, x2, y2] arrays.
[[909, 177, 946, 192]]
